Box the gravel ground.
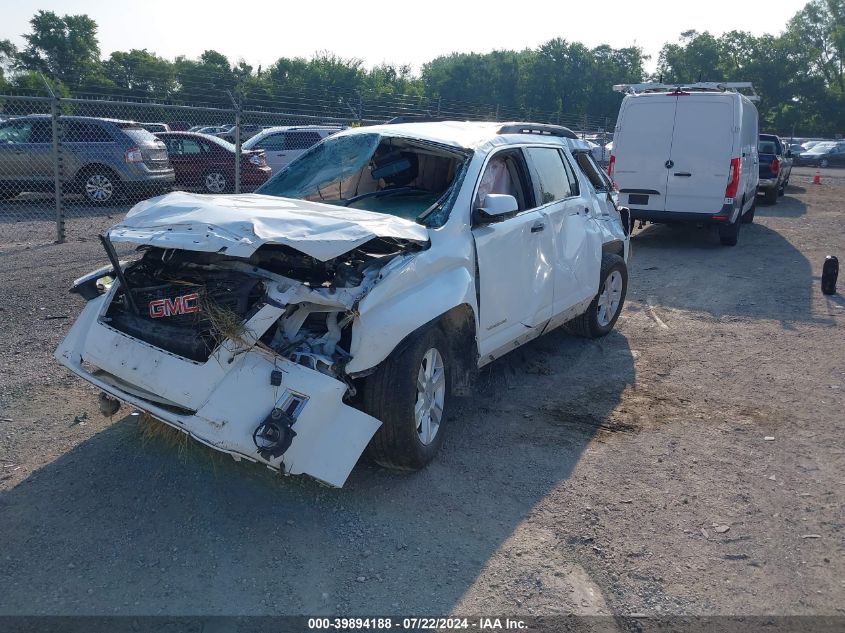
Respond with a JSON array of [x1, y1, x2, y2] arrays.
[[0, 167, 843, 619]]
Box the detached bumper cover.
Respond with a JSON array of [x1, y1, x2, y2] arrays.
[[55, 296, 381, 487]]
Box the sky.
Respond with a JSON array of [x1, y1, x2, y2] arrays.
[[0, 0, 811, 74]]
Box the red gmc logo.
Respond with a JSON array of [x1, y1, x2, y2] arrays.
[[148, 292, 199, 319]]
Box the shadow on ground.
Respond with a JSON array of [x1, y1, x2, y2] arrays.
[[0, 327, 635, 615], [630, 215, 822, 325]]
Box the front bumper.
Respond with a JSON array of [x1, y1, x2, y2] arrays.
[[55, 293, 381, 487]]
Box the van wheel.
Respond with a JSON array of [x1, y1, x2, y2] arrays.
[[719, 216, 741, 246], [567, 254, 627, 338], [363, 325, 450, 471], [741, 197, 756, 224]]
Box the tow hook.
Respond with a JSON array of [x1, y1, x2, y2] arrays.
[[98, 392, 121, 417], [253, 408, 297, 459]]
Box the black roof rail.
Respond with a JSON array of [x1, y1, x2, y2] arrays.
[[497, 122, 578, 139]]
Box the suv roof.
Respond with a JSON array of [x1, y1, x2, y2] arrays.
[[334, 120, 578, 151]]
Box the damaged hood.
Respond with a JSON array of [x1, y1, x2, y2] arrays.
[[109, 191, 430, 261]]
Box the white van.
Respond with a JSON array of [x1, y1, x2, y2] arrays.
[[609, 82, 759, 246]]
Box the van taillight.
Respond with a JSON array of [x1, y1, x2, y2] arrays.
[[608, 154, 615, 178], [724, 157, 741, 198], [770, 158, 780, 174]]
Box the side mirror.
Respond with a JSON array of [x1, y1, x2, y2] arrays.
[[786, 150, 793, 158], [474, 194, 519, 224]]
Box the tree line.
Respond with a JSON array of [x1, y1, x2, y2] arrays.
[[0, 1, 843, 135]]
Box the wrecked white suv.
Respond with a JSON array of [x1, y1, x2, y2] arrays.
[[56, 121, 631, 487]]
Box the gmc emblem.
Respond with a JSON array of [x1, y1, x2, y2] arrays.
[[148, 292, 199, 319]]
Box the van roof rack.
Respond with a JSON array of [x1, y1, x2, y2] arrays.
[[497, 123, 577, 139], [613, 82, 759, 101]]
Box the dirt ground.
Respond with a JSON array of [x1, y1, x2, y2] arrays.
[[0, 166, 843, 620]]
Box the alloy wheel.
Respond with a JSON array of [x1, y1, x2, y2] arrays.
[[597, 270, 623, 327], [414, 348, 446, 446]]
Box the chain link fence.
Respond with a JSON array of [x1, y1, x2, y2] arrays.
[[0, 87, 615, 246]]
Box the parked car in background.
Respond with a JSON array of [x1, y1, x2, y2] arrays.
[[154, 132, 270, 193], [193, 125, 230, 135], [216, 124, 265, 143], [243, 125, 345, 172], [0, 115, 174, 204], [801, 140, 823, 151], [610, 82, 759, 245], [796, 141, 845, 168], [757, 134, 792, 204], [140, 122, 170, 133], [787, 142, 804, 154], [169, 121, 192, 132], [56, 121, 631, 487]]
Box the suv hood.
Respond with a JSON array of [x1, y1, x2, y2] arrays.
[[110, 191, 430, 261]]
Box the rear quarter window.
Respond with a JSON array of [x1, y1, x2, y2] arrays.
[[117, 124, 160, 145]]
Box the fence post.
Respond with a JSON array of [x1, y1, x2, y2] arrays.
[[228, 90, 241, 194], [42, 75, 65, 243]]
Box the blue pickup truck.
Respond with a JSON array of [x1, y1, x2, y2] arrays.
[[757, 134, 793, 205]]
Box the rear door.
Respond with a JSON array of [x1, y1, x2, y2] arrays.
[[664, 96, 734, 213], [613, 97, 677, 211], [524, 147, 602, 315]]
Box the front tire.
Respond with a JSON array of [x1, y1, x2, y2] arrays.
[[363, 325, 451, 471], [567, 253, 627, 338]]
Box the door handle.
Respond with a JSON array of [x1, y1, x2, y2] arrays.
[[673, 172, 692, 177], [530, 222, 545, 233]]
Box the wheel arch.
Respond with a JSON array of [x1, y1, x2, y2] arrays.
[[345, 266, 479, 392], [71, 162, 122, 188], [602, 239, 625, 258]]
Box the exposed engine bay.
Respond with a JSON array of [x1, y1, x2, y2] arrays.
[[103, 236, 423, 386]]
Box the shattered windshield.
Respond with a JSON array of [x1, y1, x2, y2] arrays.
[[256, 133, 468, 227]]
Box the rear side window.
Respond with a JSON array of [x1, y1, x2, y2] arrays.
[[64, 121, 113, 143], [524, 147, 574, 204], [574, 151, 611, 192], [117, 124, 160, 145], [254, 133, 285, 151], [285, 131, 322, 150]]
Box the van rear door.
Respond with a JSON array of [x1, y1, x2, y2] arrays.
[[664, 96, 734, 214], [613, 97, 676, 211]]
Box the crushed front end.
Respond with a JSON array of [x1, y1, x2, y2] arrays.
[[56, 228, 424, 487]]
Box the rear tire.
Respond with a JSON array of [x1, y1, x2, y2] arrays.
[[204, 171, 228, 193], [719, 216, 741, 246], [567, 253, 627, 338], [763, 186, 778, 205], [79, 166, 121, 206], [741, 197, 756, 224], [363, 325, 451, 471]]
